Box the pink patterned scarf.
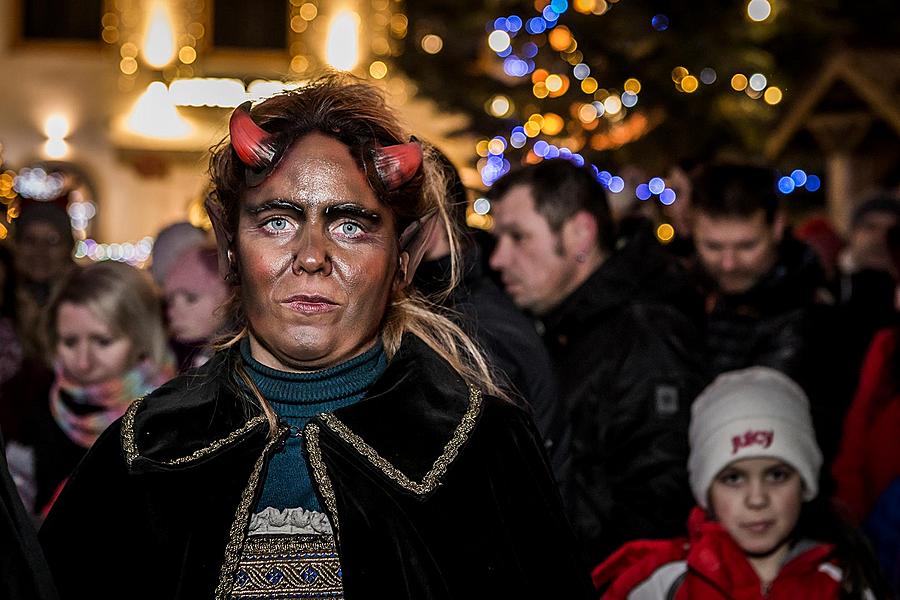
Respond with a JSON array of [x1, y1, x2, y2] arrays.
[[49, 355, 175, 448]]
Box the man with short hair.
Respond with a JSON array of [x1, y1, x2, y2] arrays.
[[690, 164, 843, 461], [488, 159, 706, 565]]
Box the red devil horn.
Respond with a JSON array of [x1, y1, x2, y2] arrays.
[[371, 141, 423, 191], [229, 101, 277, 169]]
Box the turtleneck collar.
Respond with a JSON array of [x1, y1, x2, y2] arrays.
[[238, 338, 387, 413]]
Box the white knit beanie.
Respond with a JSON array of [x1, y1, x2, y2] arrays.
[[688, 367, 822, 509]]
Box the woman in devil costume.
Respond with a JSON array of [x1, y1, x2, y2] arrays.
[[38, 75, 590, 599]]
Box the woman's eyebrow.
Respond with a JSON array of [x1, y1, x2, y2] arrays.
[[245, 198, 304, 215], [323, 203, 383, 222]]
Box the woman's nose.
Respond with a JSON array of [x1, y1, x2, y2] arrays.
[[293, 226, 332, 275], [74, 344, 93, 374], [489, 237, 510, 271]]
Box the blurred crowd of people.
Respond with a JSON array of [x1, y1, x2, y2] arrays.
[[0, 79, 899, 599]]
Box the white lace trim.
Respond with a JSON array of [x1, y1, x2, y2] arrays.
[[247, 506, 333, 536]]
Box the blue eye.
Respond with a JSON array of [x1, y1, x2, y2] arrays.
[[339, 222, 362, 237], [266, 218, 289, 231]]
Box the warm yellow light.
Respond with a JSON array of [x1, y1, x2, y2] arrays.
[[548, 26, 573, 52], [603, 95, 622, 115], [764, 86, 783, 105], [299, 3, 318, 20], [421, 34, 443, 54], [731, 74, 748, 91], [326, 10, 361, 71], [369, 61, 388, 79], [533, 82, 549, 99], [656, 223, 675, 243], [578, 103, 598, 123], [574, 0, 596, 13], [178, 46, 196, 64], [475, 140, 490, 157], [489, 95, 512, 117], [143, 2, 177, 69], [671, 66, 688, 83], [44, 114, 70, 139], [581, 77, 598, 94], [545, 74, 563, 93], [488, 138, 506, 155], [524, 121, 541, 137], [541, 113, 565, 136], [681, 75, 699, 93], [624, 78, 641, 94], [126, 81, 192, 139]]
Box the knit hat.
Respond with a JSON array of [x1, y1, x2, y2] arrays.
[[149, 222, 207, 284], [688, 367, 822, 509]]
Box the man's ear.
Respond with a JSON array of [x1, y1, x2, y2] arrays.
[[772, 211, 786, 242], [204, 196, 234, 281], [394, 251, 411, 291], [562, 210, 599, 257]]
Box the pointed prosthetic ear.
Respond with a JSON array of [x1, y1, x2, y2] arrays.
[[204, 196, 235, 281], [368, 140, 423, 193], [398, 212, 440, 287], [229, 101, 286, 186]]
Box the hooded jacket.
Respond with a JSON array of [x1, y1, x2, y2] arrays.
[[592, 507, 843, 599], [39, 335, 591, 599], [541, 224, 708, 565]]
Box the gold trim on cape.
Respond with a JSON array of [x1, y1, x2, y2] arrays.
[[214, 426, 288, 600], [305, 422, 341, 539], [121, 398, 267, 467], [317, 386, 482, 496]]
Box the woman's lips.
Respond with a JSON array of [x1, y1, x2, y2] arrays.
[[282, 294, 339, 314]]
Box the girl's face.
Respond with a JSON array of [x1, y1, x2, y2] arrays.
[[709, 457, 803, 557], [56, 302, 134, 385]]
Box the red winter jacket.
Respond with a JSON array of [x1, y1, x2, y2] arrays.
[[833, 327, 900, 523], [592, 508, 842, 599]]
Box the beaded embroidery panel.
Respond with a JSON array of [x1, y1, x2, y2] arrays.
[[230, 534, 343, 600]]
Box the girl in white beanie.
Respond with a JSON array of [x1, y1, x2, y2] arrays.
[[592, 367, 885, 599]]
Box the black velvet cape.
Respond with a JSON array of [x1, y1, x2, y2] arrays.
[[39, 335, 592, 599]]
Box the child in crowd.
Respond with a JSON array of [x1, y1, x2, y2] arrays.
[[592, 367, 884, 599]]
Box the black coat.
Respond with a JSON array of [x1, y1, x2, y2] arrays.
[[415, 249, 568, 478], [40, 335, 591, 599], [542, 226, 708, 565], [0, 431, 58, 600], [698, 236, 846, 464]]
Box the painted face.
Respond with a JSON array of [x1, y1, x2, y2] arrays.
[[693, 210, 780, 295], [56, 302, 134, 385], [488, 185, 581, 315], [709, 457, 803, 557], [236, 132, 400, 371]]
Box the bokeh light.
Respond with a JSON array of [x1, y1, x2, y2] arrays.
[[369, 61, 388, 79], [764, 86, 783, 105], [651, 14, 669, 31], [749, 73, 768, 91], [747, 0, 772, 22], [421, 34, 443, 54], [488, 30, 511, 53], [777, 176, 796, 194], [656, 223, 675, 243], [731, 74, 749, 91]]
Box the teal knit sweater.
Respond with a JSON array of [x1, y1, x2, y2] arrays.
[[240, 339, 387, 512]]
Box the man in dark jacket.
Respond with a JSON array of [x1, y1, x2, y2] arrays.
[[689, 163, 844, 463], [415, 150, 568, 478], [487, 159, 707, 565]]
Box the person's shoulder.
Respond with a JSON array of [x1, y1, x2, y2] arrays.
[[592, 537, 690, 600]]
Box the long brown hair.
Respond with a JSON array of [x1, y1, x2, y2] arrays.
[[208, 73, 503, 434]]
